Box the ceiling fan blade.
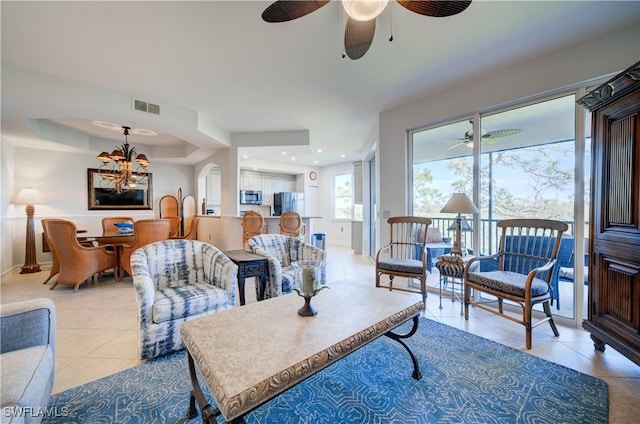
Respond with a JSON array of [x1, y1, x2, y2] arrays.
[[396, 1, 472, 17], [447, 142, 466, 150], [344, 17, 376, 60], [262, 0, 330, 23], [484, 129, 521, 138]]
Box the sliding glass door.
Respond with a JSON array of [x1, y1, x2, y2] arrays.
[[479, 95, 578, 319], [411, 93, 587, 324]]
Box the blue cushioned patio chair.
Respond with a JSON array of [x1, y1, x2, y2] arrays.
[[376, 216, 431, 307], [463, 218, 568, 349], [131, 239, 238, 359], [550, 235, 575, 309]]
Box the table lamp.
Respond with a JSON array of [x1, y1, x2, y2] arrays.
[[16, 187, 44, 274], [440, 193, 479, 256]]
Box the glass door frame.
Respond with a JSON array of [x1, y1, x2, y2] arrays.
[[408, 89, 590, 328]]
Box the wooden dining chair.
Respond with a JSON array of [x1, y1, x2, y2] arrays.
[[171, 217, 199, 240], [182, 195, 197, 237], [44, 220, 117, 292], [279, 210, 304, 238], [41, 219, 64, 284], [42, 219, 93, 284], [164, 216, 181, 238], [119, 219, 171, 278], [241, 211, 267, 247], [101, 216, 134, 235]]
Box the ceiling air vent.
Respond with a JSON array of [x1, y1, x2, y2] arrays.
[[133, 99, 160, 115]]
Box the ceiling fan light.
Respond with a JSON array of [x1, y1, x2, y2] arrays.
[[343, 0, 388, 21]]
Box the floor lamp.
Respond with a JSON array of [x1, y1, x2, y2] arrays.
[[16, 187, 44, 274], [440, 193, 479, 256]]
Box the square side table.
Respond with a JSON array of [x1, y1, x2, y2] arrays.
[[435, 254, 476, 315], [223, 250, 268, 306]]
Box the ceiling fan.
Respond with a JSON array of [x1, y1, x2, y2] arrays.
[[447, 126, 522, 150], [261, 0, 472, 60]]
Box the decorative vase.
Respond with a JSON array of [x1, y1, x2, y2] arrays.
[[291, 261, 328, 316]]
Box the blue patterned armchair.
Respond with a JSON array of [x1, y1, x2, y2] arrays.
[[247, 234, 326, 299], [131, 239, 238, 359]]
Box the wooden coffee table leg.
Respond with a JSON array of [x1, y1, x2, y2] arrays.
[[384, 315, 422, 380], [187, 351, 222, 423]]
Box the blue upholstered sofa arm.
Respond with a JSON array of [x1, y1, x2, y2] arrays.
[[1, 298, 56, 424], [1, 298, 55, 355]]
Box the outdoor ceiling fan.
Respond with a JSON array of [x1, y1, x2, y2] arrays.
[[262, 0, 472, 60], [447, 126, 522, 150]]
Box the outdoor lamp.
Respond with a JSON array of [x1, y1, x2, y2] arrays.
[[441, 193, 479, 256]]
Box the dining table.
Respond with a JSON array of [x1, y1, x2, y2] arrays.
[[78, 231, 135, 281]]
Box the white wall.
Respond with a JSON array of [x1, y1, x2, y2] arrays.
[[376, 23, 640, 249], [315, 162, 355, 247], [1, 140, 16, 274], [1, 144, 194, 275]]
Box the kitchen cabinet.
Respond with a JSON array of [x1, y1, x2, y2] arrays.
[[240, 170, 298, 206], [577, 60, 640, 366], [240, 171, 262, 191], [353, 161, 363, 204], [261, 175, 274, 205], [351, 221, 363, 255], [207, 168, 221, 206], [274, 176, 288, 193], [287, 178, 297, 192]]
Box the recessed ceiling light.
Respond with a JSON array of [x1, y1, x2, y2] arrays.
[[242, 155, 249, 159], [314, 160, 319, 164], [281, 151, 287, 155], [317, 149, 322, 153], [290, 157, 296, 160], [92, 120, 121, 131], [340, 154, 346, 158], [92, 120, 157, 136], [130, 128, 158, 136]]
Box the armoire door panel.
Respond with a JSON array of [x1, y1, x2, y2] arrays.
[[601, 112, 640, 233], [600, 258, 639, 324], [578, 60, 640, 366]]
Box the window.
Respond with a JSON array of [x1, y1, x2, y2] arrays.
[[332, 173, 353, 220], [411, 94, 583, 321]]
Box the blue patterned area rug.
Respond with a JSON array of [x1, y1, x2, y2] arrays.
[[44, 318, 607, 424]]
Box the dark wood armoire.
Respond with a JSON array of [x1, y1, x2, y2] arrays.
[[577, 60, 640, 366]]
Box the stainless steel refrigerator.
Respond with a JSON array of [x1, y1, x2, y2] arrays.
[[273, 192, 304, 216]]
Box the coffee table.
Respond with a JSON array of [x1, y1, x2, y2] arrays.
[[181, 283, 424, 423]]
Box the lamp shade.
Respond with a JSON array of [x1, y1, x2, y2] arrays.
[[15, 187, 44, 205], [440, 193, 479, 214]]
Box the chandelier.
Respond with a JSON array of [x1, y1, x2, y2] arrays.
[[96, 126, 150, 194]]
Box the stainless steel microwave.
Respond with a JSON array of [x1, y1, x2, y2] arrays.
[[239, 190, 263, 205]]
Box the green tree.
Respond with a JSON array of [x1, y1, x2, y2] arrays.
[[413, 166, 445, 217]]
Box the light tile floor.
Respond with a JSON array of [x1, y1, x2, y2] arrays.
[[1, 245, 638, 423]]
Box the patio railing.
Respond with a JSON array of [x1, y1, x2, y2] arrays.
[[429, 217, 577, 256]]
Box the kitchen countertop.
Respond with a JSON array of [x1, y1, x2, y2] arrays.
[[199, 215, 322, 219]]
